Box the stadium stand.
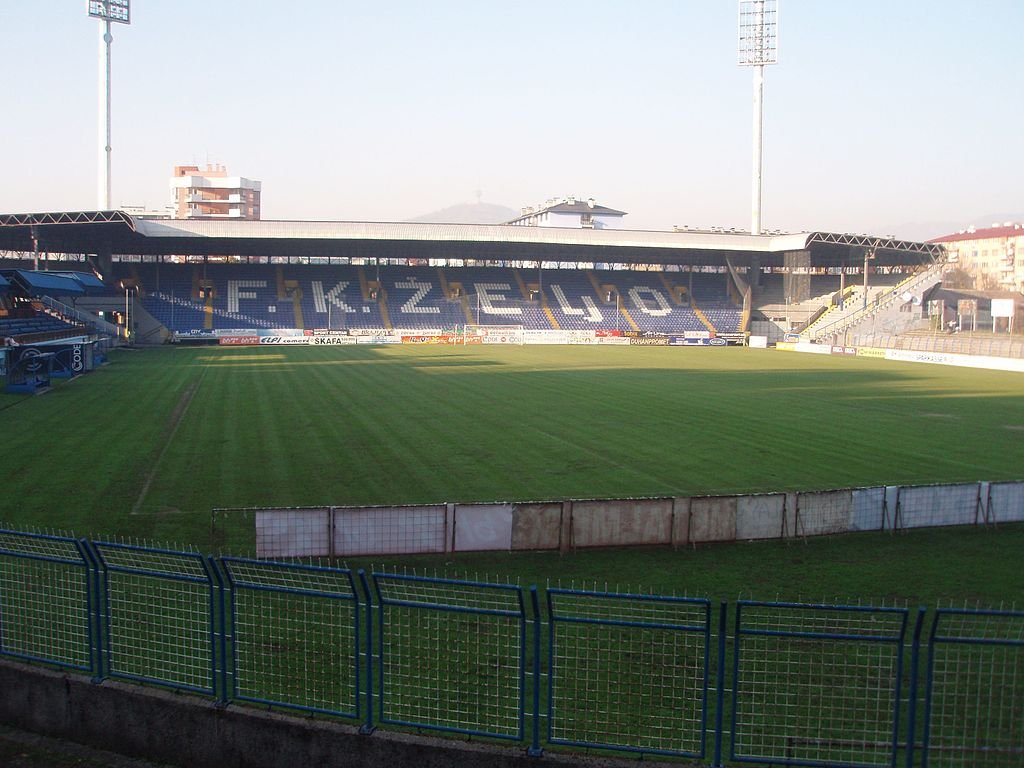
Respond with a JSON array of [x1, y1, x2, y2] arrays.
[[114, 262, 745, 336], [0, 266, 115, 344]]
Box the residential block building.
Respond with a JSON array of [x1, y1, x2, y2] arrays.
[[930, 223, 1023, 292], [506, 197, 626, 229], [170, 164, 261, 220]]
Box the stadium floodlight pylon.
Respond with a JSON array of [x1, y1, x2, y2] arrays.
[[738, 0, 778, 237], [87, 1, 131, 211]]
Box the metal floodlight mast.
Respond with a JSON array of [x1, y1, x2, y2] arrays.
[[87, 1, 131, 211], [738, 0, 778, 236]]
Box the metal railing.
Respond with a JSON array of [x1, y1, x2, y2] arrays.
[[39, 295, 121, 339], [806, 262, 947, 343], [1, 529, 1021, 767]]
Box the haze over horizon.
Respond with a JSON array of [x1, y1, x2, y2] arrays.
[[2, 1, 1021, 241]]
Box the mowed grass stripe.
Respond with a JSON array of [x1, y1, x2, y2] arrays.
[[1, 344, 1022, 544]]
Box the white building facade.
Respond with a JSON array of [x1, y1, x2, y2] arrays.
[[507, 197, 626, 229], [930, 223, 1023, 292], [170, 164, 261, 220]]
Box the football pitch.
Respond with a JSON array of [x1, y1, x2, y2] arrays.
[[2, 343, 1023, 544], [1, 342, 1022, 603]]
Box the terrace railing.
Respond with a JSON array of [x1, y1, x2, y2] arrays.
[[0, 526, 1021, 767]]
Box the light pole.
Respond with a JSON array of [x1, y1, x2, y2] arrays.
[[120, 280, 133, 341], [738, 0, 778, 236], [87, 1, 131, 210], [863, 245, 876, 309]]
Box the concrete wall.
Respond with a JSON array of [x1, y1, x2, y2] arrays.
[[689, 496, 737, 543], [570, 498, 674, 548], [990, 481, 1024, 523], [511, 502, 564, 551], [0, 660, 638, 768], [243, 481, 1023, 558]]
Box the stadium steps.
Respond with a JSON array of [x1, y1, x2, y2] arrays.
[[692, 304, 717, 334], [658, 274, 689, 305], [542, 296, 560, 330], [436, 268, 453, 299], [458, 294, 475, 325]]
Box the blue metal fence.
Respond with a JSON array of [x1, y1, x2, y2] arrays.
[[546, 589, 712, 757], [371, 573, 527, 740], [921, 608, 1024, 768], [0, 530, 96, 674], [221, 557, 362, 718], [0, 529, 1020, 766], [731, 601, 920, 768], [91, 541, 222, 696]]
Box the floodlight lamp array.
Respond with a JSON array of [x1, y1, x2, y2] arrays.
[[738, 0, 778, 66], [87, 0, 130, 24]]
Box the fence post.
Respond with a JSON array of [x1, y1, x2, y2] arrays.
[[78, 538, 106, 682], [528, 585, 544, 757], [905, 606, 927, 768], [358, 569, 375, 735], [714, 601, 727, 768], [206, 556, 228, 707]]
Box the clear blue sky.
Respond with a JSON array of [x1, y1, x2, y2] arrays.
[[2, 1, 1021, 238]]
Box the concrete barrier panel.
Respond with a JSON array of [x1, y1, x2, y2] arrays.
[[690, 497, 737, 543], [671, 497, 691, 546], [570, 498, 673, 548], [797, 490, 854, 536], [897, 484, 981, 529], [333, 505, 446, 555], [851, 487, 885, 531], [256, 508, 330, 558], [454, 504, 514, 551], [988, 481, 1024, 523], [511, 503, 563, 550], [736, 494, 785, 540]]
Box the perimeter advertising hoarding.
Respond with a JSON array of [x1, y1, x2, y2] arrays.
[[310, 336, 357, 345], [855, 347, 886, 358], [219, 336, 260, 346], [991, 298, 1015, 318], [258, 336, 309, 345], [41, 342, 96, 378], [629, 337, 669, 346]]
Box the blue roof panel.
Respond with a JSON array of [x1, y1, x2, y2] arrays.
[[7, 270, 85, 296]]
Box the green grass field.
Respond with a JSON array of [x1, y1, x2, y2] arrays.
[[2, 343, 1022, 550]]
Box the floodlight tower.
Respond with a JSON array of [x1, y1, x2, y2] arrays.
[[87, 1, 131, 211], [738, 0, 778, 236]]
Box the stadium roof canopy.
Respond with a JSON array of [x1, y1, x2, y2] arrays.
[[2, 269, 85, 296], [0, 210, 945, 269]]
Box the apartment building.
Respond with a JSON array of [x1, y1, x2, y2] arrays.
[[930, 223, 1023, 292], [170, 164, 261, 220], [506, 197, 626, 229]]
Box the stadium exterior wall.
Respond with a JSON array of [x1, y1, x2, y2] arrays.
[[217, 479, 1024, 559]]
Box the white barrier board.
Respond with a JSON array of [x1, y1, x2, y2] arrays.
[[897, 484, 981, 529], [454, 504, 514, 551], [333, 505, 446, 555], [256, 509, 331, 558]]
